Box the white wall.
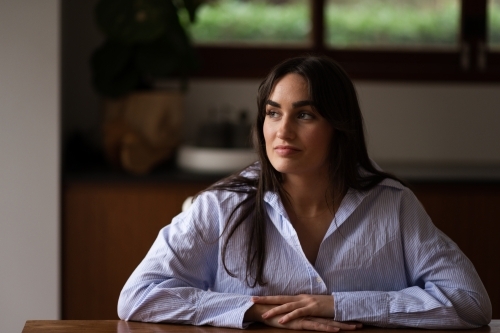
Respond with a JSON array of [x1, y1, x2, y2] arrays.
[[0, 1, 60, 332], [358, 83, 500, 165]]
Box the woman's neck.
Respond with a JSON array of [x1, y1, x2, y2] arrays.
[[282, 172, 338, 219], [280, 172, 344, 265]]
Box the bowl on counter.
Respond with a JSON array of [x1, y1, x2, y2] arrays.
[[177, 145, 257, 174]]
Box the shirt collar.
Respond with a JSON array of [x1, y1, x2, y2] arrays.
[[263, 191, 289, 220], [262, 176, 403, 235]]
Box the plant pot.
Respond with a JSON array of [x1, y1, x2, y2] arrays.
[[101, 90, 183, 174]]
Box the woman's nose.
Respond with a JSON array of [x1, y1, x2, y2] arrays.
[[276, 116, 295, 140]]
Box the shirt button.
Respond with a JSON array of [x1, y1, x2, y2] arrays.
[[316, 277, 322, 283]]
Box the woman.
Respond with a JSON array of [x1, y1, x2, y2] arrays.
[[118, 56, 491, 331]]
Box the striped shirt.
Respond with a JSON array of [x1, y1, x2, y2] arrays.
[[118, 175, 491, 329]]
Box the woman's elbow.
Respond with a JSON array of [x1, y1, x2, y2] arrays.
[[117, 294, 131, 320], [471, 300, 492, 327], [117, 289, 140, 321], [456, 292, 492, 328], [117, 280, 161, 321]]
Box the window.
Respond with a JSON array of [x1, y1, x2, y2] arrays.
[[324, 0, 460, 48], [189, 0, 500, 81], [488, 0, 500, 48], [191, 0, 311, 46]]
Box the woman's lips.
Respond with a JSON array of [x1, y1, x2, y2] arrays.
[[274, 145, 301, 156]]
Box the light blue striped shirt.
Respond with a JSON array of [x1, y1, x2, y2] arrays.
[[118, 175, 491, 329]]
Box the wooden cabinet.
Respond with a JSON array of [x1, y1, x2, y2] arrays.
[[62, 180, 500, 319]]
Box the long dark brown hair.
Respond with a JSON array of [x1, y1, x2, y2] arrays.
[[203, 55, 402, 287]]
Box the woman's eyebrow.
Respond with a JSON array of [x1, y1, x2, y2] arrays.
[[266, 100, 280, 107], [266, 100, 314, 108], [293, 100, 314, 108]]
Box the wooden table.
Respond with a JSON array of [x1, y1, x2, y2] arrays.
[[22, 320, 500, 333]]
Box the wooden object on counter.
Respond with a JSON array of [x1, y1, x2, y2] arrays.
[[102, 91, 183, 174]]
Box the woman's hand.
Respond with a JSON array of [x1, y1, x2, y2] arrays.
[[252, 294, 336, 324], [245, 303, 361, 332], [267, 314, 360, 332]]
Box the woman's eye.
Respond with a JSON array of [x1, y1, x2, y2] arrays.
[[298, 112, 313, 120], [266, 110, 279, 118]]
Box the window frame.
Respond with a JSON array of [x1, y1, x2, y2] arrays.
[[191, 0, 500, 81]]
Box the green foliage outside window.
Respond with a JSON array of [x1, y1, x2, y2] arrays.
[[188, 0, 468, 47], [325, 0, 459, 47], [188, 0, 310, 44], [189, 0, 500, 48], [489, 0, 500, 47]]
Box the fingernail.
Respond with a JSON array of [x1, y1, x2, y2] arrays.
[[278, 319, 283, 324], [261, 314, 267, 319], [252, 296, 259, 300]]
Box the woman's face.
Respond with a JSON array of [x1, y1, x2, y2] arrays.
[[263, 73, 333, 179]]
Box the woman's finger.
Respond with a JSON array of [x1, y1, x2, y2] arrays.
[[342, 321, 363, 328], [261, 294, 335, 323], [305, 317, 361, 331], [299, 319, 340, 332], [277, 307, 310, 323], [261, 301, 303, 319]]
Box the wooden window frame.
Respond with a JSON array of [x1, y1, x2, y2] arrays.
[[191, 0, 500, 81]]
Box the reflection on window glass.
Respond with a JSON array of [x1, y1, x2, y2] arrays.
[[189, 0, 310, 45], [326, 0, 459, 48], [489, 0, 500, 48]]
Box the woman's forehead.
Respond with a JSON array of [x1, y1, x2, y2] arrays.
[[268, 73, 310, 99]]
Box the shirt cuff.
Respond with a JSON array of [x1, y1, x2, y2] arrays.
[[194, 291, 255, 329], [333, 291, 389, 326]]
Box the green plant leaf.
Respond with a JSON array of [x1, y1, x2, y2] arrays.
[[91, 0, 203, 96], [135, 31, 197, 78], [135, 9, 198, 78], [181, 0, 205, 23], [91, 41, 140, 97], [95, 0, 172, 44]]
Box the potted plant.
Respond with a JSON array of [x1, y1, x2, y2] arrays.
[[91, 0, 204, 174]]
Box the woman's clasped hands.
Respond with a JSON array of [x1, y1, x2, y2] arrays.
[[249, 294, 362, 332]]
